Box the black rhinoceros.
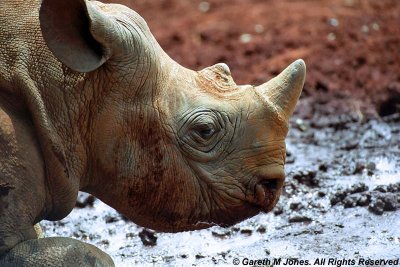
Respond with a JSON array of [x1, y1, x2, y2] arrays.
[[0, 0, 305, 266]]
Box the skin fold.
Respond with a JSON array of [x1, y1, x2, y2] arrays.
[[0, 0, 305, 266]]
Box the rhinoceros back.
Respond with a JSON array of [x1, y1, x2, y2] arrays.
[[0, 0, 68, 97]]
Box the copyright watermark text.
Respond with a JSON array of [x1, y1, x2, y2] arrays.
[[232, 257, 400, 266]]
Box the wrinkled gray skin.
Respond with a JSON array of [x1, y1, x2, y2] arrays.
[[0, 0, 305, 266]]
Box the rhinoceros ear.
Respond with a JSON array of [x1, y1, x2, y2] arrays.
[[39, 0, 118, 73]]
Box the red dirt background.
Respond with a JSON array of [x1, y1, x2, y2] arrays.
[[107, 0, 400, 116]]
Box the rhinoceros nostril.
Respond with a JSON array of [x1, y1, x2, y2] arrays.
[[254, 178, 283, 210], [261, 179, 278, 191]]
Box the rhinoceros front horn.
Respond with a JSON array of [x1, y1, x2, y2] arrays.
[[256, 59, 306, 120]]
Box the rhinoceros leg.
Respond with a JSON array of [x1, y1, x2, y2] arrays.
[[0, 237, 115, 267]]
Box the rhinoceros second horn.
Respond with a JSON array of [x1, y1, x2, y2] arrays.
[[256, 59, 306, 120]]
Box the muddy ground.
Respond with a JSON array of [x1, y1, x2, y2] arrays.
[[43, 0, 399, 266]]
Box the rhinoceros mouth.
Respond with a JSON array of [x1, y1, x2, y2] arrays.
[[253, 177, 284, 212]]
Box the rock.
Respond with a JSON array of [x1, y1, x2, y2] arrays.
[[88, 233, 100, 241], [257, 226, 266, 233], [343, 195, 358, 208], [163, 256, 175, 263], [348, 183, 368, 194], [273, 205, 284, 215], [374, 185, 387, 193], [343, 192, 371, 208], [341, 141, 359, 151], [75, 193, 96, 208], [310, 226, 324, 234], [292, 169, 319, 187], [330, 189, 348, 205], [240, 228, 253, 235], [289, 201, 304, 211], [378, 87, 400, 117], [368, 192, 399, 214], [288, 214, 312, 223], [368, 199, 385, 215], [294, 225, 323, 236], [283, 181, 297, 197], [196, 254, 206, 259], [381, 193, 399, 211], [139, 228, 157, 246], [335, 184, 398, 213], [332, 184, 372, 207], [294, 118, 308, 132], [356, 192, 371, 206], [286, 150, 296, 164], [100, 239, 110, 246], [104, 215, 119, 223], [231, 227, 240, 232], [212, 229, 231, 238], [366, 162, 376, 175], [330, 196, 342, 205], [318, 164, 328, 172], [353, 162, 365, 174], [387, 183, 400, 193], [125, 232, 135, 239]]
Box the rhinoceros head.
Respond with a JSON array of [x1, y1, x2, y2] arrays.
[[40, 0, 305, 231]]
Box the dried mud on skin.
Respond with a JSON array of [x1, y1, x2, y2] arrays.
[[42, 0, 400, 266]]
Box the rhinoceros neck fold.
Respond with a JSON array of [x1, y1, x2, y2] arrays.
[[16, 75, 82, 221]]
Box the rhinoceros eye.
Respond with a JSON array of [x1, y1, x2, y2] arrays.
[[178, 109, 226, 155], [198, 127, 215, 139], [188, 115, 221, 148], [192, 122, 217, 141]]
